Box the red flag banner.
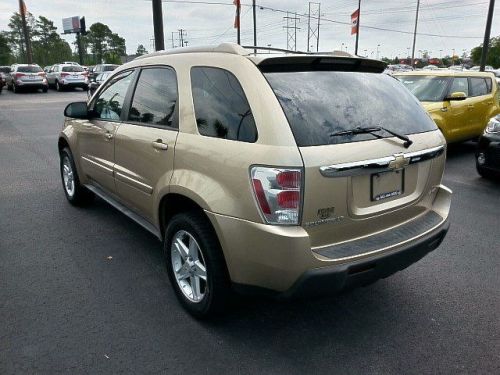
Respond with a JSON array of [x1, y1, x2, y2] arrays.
[[20, 0, 27, 16], [351, 9, 359, 35], [233, 0, 241, 29]]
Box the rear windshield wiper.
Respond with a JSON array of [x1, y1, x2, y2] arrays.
[[330, 126, 413, 148]]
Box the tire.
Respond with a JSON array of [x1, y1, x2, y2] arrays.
[[477, 165, 496, 180], [56, 81, 62, 92], [12, 84, 18, 93], [164, 211, 231, 318], [42, 87, 48, 93], [7, 82, 12, 91], [60, 147, 94, 206]]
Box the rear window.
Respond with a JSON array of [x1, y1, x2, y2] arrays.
[[265, 71, 437, 147], [62, 66, 84, 72], [18, 66, 42, 73], [103, 65, 118, 72], [0, 67, 10, 73]]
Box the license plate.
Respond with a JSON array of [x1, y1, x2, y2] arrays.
[[28, 75, 36, 80], [371, 170, 405, 202], [73, 75, 82, 79]]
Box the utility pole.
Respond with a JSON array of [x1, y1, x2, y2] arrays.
[[354, 0, 361, 55], [480, 0, 496, 71], [178, 29, 186, 47], [283, 12, 300, 51], [18, 0, 32, 64], [152, 0, 165, 51], [410, 0, 420, 69], [307, 2, 321, 52], [76, 33, 83, 65], [235, 0, 241, 45], [252, 0, 257, 53]]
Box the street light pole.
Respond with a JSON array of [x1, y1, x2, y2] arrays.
[[480, 0, 496, 71]]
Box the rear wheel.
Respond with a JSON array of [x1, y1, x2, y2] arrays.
[[60, 147, 94, 206], [164, 211, 231, 318], [42, 86, 48, 93], [12, 84, 19, 93], [56, 81, 62, 92]]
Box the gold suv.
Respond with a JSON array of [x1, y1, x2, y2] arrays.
[[396, 71, 500, 143], [59, 44, 452, 317]]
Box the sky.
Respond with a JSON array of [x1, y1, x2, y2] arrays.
[[1, 0, 499, 59]]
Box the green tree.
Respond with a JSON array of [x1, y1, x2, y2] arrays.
[[0, 32, 14, 64], [136, 44, 148, 56], [471, 36, 500, 68], [31, 16, 72, 66], [83, 23, 126, 64], [7, 12, 36, 62]]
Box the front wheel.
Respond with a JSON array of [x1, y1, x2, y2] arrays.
[[12, 84, 18, 93], [56, 81, 62, 92], [60, 148, 94, 206], [164, 212, 231, 318]]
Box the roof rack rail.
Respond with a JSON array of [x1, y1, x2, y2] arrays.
[[241, 46, 311, 55]]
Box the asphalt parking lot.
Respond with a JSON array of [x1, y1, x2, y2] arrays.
[[1, 89, 499, 375]]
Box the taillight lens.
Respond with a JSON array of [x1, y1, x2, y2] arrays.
[[251, 167, 302, 225], [60, 72, 70, 77], [15, 73, 25, 78]]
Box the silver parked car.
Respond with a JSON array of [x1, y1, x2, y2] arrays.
[[6, 64, 48, 93], [47, 64, 89, 91]]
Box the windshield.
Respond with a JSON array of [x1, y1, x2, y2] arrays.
[[18, 66, 42, 73], [264, 71, 437, 147], [398, 75, 450, 102], [62, 66, 84, 72]]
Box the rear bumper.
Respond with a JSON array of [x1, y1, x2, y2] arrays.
[[16, 81, 47, 88], [476, 133, 500, 173], [61, 81, 88, 87], [280, 218, 448, 298], [207, 184, 452, 295]]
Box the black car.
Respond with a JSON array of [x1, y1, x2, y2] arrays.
[[476, 114, 500, 179], [87, 71, 112, 98]]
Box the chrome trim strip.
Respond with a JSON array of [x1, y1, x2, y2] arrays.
[[81, 156, 113, 175], [319, 145, 445, 177], [84, 184, 161, 240], [115, 171, 154, 194]]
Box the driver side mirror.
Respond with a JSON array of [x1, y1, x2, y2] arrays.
[[445, 91, 467, 101], [64, 101, 89, 119]]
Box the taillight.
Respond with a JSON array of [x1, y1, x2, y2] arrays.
[[15, 73, 25, 78], [251, 167, 302, 225], [60, 72, 70, 77]]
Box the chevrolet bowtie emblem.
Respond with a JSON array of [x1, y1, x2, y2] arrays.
[[389, 154, 410, 170]]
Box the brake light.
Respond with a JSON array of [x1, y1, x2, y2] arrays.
[[15, 73, 25, 78], [60, 72, 70, 77], [38, 72, 46, 77], [251, 167, 302, 225]]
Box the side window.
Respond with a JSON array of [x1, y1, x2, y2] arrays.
[[190, 67, 257, 143], [449, 77, 469, 96], [93, 70, 135, 121], [128, 67, 178, 128], [485, 77, 492, 93], [470, 78, 488, 97]]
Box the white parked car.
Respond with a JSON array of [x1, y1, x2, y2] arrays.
[[46, 64, 89, 91]]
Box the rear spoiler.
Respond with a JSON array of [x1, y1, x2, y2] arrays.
[[256, 56, 386, 74]]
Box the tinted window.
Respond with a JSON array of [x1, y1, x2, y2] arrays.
[[449, 77, 469, 96], [191, 67, 257, 142], [104, 65, 118, 72], [0, 67, 10, 74], [470, 78, 488, 96], [128, 68, 178, 128], [62, 66, 84, 72], [265, 71, 437, 147], [94, 70, 135, 121], [18, 65, 42, 73], [398, 75, 449, 102]]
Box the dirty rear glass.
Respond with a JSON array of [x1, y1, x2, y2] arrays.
[[264, 71, 437, 147]]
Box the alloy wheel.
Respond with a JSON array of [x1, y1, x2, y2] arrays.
[[62, 156, 75, 197], [171, 230, 208, 303]]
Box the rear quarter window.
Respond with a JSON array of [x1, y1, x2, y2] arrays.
[[470, 77, 488, 96], [190, 67, 257, 143]]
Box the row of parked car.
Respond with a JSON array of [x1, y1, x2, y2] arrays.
[[0, 63, 118, 94]]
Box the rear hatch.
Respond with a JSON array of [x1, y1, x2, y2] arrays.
[[261, 57, 446, 249], [17, 65, 44, 83], [62, 66, 86, 80]]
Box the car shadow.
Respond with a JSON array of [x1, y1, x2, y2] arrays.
[[445, 140, 477, 160]]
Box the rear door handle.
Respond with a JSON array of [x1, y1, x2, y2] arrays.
[[467, 104, 474, 109], [152, 139, 168, 150], [105, 132, 113, 140]]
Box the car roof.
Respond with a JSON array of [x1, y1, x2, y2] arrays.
[[128, 42, 386, 73]]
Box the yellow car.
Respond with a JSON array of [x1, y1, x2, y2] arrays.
[[396, 71, 500, 143]]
